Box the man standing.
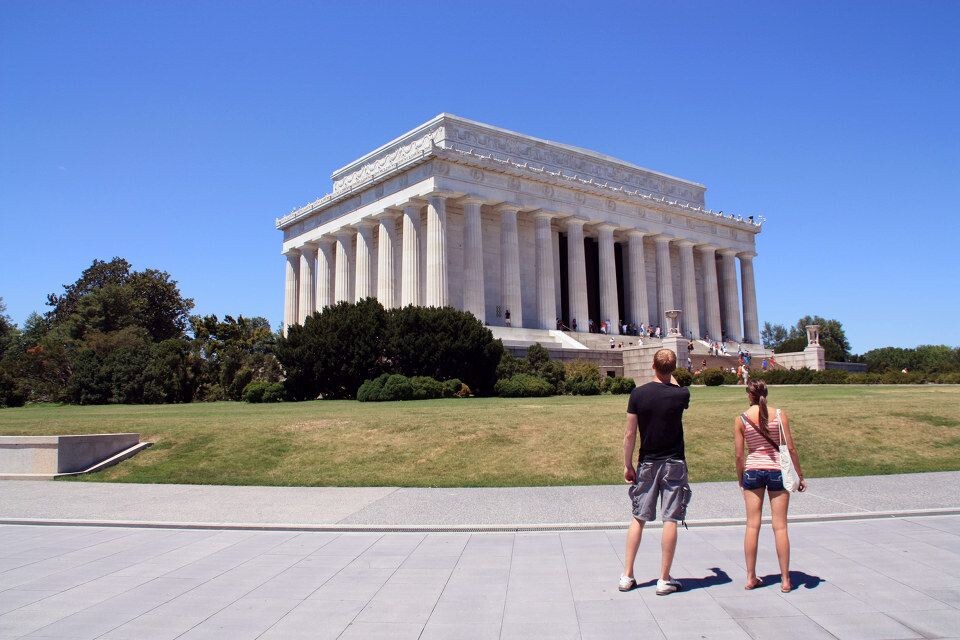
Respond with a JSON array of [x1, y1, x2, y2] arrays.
[[620, 348, 691, 595]]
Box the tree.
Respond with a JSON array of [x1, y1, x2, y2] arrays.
[[0, 297, 17, 360], [761, 322, 789, 350], [275, 298, 389, 400], [385, 306, 503, 396], [769, 315, 851, 362], [190, 314, 279, 400], [46, 258, 194, 342]]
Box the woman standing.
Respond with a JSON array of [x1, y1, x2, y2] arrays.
[[734, 380, 807, 592]]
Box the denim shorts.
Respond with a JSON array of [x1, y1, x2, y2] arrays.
[[742, 469, 785, 492]]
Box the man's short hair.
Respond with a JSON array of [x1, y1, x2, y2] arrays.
[[653, 348, 677, 375]]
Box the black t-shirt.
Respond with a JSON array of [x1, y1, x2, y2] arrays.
[[626, 380, 690, 463]]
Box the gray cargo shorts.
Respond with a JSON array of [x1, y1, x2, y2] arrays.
[[628, 458, 692, 523]]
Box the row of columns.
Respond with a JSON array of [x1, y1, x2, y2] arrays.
[[283, 195, 760, 343]]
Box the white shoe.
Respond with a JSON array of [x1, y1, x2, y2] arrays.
[[656, 577, 682, 595], [618, 575, 637, 592]]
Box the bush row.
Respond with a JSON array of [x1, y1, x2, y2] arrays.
[[692, 367, 960, 386], [242, 381, 285, 403], [357, 374, 470, 402]]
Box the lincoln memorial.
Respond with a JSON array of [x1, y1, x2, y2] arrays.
[[276, 114, 762, 346]]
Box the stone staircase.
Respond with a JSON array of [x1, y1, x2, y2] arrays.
[[487, 327, 589, 350], [566, 332, 657, 351]]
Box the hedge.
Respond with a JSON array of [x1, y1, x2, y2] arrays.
[[494, 373, 554, 398], [357, 373, 469, 402]]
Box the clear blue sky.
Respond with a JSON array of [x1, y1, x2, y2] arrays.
[[2, 1, 958, 353]]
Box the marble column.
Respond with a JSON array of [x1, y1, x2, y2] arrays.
[[654, 235, 674, 332], [597, 224, 619, 335], [698, 244, 723, 343], [377, 212, 399, 309], [354, 221, 375, 302], [534, 212, 556, 330], [298, 244, 317, 324], [400, 202, 421, 307], [627, 230, 649, 326], [719, 249, 742, 342], [678, 240, 700, 339], [334, 230, 353, 303], [425, 194, 447, 307], [283, 250, 299, 332], [566, 218, 588, 332], [316, 238, 335, 311], [461, 197, 486, 322], [739, 252, 760, 344], [499, 205, 523, 327]]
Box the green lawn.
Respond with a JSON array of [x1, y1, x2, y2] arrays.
[[1, 386, 958, 487]]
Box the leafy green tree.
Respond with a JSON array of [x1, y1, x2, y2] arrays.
[[276, 298, 389, 400], [46, 258, 194, 342], [761, 322, 789, 350], [385, 305, 503, 396], [0, 297, 17, 360], [190, 314, 279, 400], [769, 315, 851, 362]]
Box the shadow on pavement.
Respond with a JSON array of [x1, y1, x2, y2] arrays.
[[681, 567, 733, 591], [760, 570, 824, 590]]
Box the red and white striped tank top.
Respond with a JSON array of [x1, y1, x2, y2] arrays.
[[742, 411, 781, 470]]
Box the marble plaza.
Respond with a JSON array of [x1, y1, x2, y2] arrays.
[[276, 114, 762, 344]]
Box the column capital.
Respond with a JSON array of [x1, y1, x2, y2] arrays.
[[627, 229, 652, 240], [283, 249, 300, 258], [335, 228, 355, 240], [718, 247, 739, 257], [424, 189, 462, 201], [532, 209, 560, 221], [299, 242, 319, 254], [737, 250, 757, 260], [695, 242, 719, 253], [652, 233, 675, 245], [494, 202, 524, 215], [676, 239, 697, 248], [591, 222, 618, 235], [402, 199, 426, 212], [354, 218, 377, 230], [564, 217, 588, 231], [458, 195, 488, 207], [379, 208, 402, 220]]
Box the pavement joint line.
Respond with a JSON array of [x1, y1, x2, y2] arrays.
[[1, 507, 958, 533]]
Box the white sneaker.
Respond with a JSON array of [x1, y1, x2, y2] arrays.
[[656, 577, 682, 595], [618, 575, 637, 592]]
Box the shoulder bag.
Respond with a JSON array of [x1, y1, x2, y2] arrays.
[[744, 409, 800, 492]]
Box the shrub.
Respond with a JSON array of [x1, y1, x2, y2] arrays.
[[410, 375, 444, 400], [442, 378, 464, 398], [567, 378, 600, 395], [846, 373, 882, 385], [811, 369, 848, 384], [936, 372, 960, 384], [673, 369, 692, 387], [723, 371, 739, 385], [356, 373, 388, 402], [603, 376, 636, 394], [242, 380, 271, 403], [702, 368, 725, 386], [380, 373, 414, 401], [495, 373, 553, 397], [261, 383, 284, 402], [565, 360, 601, 396]]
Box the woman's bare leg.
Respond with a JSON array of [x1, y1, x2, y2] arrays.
[[769, 490, 791, 590], [743, 487, 765, 588]]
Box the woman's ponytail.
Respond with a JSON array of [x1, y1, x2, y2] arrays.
[[747, 380, 770, 437]]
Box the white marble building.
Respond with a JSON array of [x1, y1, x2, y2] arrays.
[[277, 114, 762, 344]]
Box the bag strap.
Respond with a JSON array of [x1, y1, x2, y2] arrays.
[[742, 412, 780, 449], [776, 409, 787, 447]]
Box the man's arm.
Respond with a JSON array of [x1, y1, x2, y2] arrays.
[[623, 413, 639, 482]]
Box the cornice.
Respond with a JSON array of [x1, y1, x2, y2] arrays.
[[276, 114, 766, 235]]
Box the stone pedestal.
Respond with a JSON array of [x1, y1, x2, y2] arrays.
[[661, 336, 690, 372]]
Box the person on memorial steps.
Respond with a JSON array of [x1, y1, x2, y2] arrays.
[[734, 380, 807, 593], [619, 348, 692, 596]]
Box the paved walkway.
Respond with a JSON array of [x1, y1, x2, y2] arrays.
[[1, 473, 958, 638], [1, 472, 958, 530], [0, 515, 958, 639]]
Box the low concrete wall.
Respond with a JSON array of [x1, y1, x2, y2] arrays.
[[826, 361, 868, 372], [0, 433, 141, 475]]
